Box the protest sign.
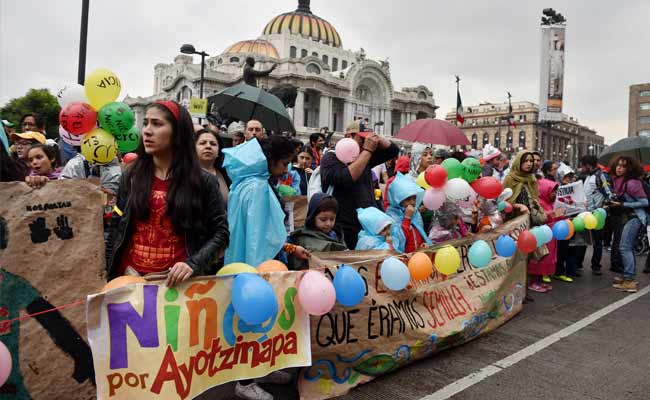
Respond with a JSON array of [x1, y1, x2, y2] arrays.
[[554, 181, 587, 216]]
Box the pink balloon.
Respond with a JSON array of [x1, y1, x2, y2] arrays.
[[335, 138, 360, 164], [123, 152, 138, 164], [459, 187, 478, 208], [297, 271, 336, 315], [59, 126, 82, 146], [423, 188, 446, 210], [0, 340, 11, 387]]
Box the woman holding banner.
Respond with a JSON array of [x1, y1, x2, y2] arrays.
[[106, 101, 230, 287]]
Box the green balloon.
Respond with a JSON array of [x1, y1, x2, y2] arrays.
[[497, 201, 506, 212], [441, 158, 463, 179], [98, 101, 135, 136], [594, 211, 606, 230], [530, 227, 545, 247], [461, 157, 482, 183], [115, 125, 140, 153], [573, 216, 586, 232], [278, 184, 296, 197]]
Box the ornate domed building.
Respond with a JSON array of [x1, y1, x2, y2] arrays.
[[126, 0, 437, 138]]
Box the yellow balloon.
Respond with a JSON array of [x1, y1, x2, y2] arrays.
[[416, 172, 431, 190], [216, 262, 258, 276], [434, 246, 461, 275], [84, 67, 122, 110], [81, 128, 117, 165], [583, 213, 598, 230]]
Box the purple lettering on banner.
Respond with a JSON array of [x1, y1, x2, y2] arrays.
[[108, 285, 160, 369]]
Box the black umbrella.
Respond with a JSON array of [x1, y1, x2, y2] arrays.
[[207, 83, 295, 133], [598, 136, 650, 166]]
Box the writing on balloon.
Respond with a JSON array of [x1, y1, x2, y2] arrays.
[[97, 75, 121, 89]]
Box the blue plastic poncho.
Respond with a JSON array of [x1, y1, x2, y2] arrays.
[[355, 207, 393, 250], [386, 173, 432, 253], [222, 139, 286, 266]]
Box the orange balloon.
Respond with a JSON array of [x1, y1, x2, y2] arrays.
[[257, 260, 289, 273], [565, 219, 575, 240], [102, 275, 146, 292], [407, 252, 434, 280]]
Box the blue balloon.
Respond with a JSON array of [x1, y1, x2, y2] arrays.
[[333, 265, 366, 307], [468, 240, 493, 268], [540, 225, 554, 244], [232, 274, 278, 325], [530, 227, 545, 247], [552, 220, 569, 240], [495, 235, 516, 257], [497, 201, 506, 212], [380, 257, 410, 290]]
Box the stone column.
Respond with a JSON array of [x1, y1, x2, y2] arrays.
[[400, 112, 406, 129], [319, 95, 330, 129], [293, 90, 305, 131], [383, 108, 392, 136], [343, 100, 353, 131]]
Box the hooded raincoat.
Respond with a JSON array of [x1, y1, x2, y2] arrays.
[[408, 143, 431, 178], [528, 178, 560, 276], [222, 139, 287, 266], [386, 173, 432, 253], [356, 207, 393, 250]]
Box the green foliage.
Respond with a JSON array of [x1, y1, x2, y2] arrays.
[[0, 89, 61, 138]]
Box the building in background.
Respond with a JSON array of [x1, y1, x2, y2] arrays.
[[125, 0, 437, 140], [445, 101, 605, 165], [628, 83, 650, 137]]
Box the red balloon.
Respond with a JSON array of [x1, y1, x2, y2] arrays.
[[425, 165, 448, 188], [504, 201, 513, 214], [517, 230, 538, 254], [471, 177, 503, 199], [59, 102, 97, 135], [122, 152, 138, 164]]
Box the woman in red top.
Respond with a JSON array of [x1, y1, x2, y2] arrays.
[[106, 101, 229, 286]]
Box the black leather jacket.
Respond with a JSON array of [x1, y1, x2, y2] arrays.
[[105, 170, 229, 279]]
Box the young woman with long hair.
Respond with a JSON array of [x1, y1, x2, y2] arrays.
[[194, 128, 231, 206]]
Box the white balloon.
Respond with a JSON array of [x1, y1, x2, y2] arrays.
[[446, 178, 472, 201], [56, 83, 87, 107], [497, 188, 513, 202], [59, 126, 82, 146]]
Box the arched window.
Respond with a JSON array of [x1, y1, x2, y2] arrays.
[[507, 131, 513, 150], [322, 55, 328, 65], [418, 92, 427, 100], [332, 57, 338, 71], [290, 46, 297, 58], [312, 52, 318, 57], [342, 60, 348, 69], [306, 64, 321, 74], [494, 132, 501, 148], [217, 58, 223, 64], [519, 130, 526, 149], [229, 56, 240, 63], [301, 49, 308, 58], [472, 133, 478, 149], [483, 132, 489, 145]]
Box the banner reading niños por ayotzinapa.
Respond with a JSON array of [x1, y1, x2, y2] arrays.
[[299, 215, 530, 400], [86, 274, 311, 400]]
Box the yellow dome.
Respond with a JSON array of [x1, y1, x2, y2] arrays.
[[262, 1, 342, 48], [223, 39, 279, 59]]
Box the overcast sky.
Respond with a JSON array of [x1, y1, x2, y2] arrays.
[[1, 0, 648, 144]]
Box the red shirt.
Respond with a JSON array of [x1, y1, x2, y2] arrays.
[[119, 177, 188, 276], [402, 217, 426, 253]]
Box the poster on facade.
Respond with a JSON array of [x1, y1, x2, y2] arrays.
[[539, 25, 566, 122], [0, 180, 105, 399], [554, 181, 587, 216], [298, 215, 529, 400], [87, 273, 312, 400]]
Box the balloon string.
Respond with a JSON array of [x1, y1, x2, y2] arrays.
[[0, 299, 86, 326]]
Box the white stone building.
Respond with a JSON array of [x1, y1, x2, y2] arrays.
[[125, 0, 437, 139]]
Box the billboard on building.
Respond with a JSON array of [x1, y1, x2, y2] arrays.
[[539, 25, 566, 122]]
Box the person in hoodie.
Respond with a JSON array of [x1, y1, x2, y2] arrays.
[[356, 206, 393, 250], [553, 165, 585, 282], [387, 173, 432, 253], [289, 193, 347, 270], [428, 201, 470, 243], [408, 143, 433, 179], [383, 155, 410, 209]]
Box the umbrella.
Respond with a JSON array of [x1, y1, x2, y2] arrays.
[[598, 136, 650, 166], [394, 118, 470, 146], [207, 83, 295, 133]]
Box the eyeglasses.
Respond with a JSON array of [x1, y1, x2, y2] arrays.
[[15, 140, 32, 146]]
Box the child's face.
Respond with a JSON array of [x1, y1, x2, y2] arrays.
[[400, 195, 417, 208], [315, 210, 336, 234], [562, 173, 576, 185], [548, 188, 558, 203], [379, 225, 392, 244]]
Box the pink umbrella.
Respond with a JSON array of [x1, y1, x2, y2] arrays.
[[395, 118, 470, 146]]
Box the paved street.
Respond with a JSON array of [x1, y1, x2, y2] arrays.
[[199, 249, 650, 400]]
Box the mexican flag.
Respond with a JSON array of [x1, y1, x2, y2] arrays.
[[456, 89, 465, 125]]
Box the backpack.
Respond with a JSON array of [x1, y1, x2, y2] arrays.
[[307, 166, 333, 201], [593, 170, 612, 204]]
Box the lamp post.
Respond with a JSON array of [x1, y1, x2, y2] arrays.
[[588, 144, 594, 156], [77, 0, 90, 85], [180, 44, 209, 99]]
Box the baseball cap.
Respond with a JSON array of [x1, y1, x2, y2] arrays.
[[10, 131, 46, 144], [1, 120, 14, 127], [345, 120, 372, 138]]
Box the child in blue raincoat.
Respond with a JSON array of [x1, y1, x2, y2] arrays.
[[356, 206, 394, 250], [386, 173, 432, 253]]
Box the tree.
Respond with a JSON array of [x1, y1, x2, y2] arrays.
[[0, 89, 61, 138]]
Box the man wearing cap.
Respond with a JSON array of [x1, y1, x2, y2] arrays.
[[1, 120, 15, 136], [10, 131, 46, 164], [320, 120, 399, 249], [481, 144, 502, 178]]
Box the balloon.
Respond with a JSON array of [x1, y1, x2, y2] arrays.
[[59, 102, 97, 135], [423, 188, 445, 211], [498, 188, 513, 202], [81, 128, 117, 165], [517, 230, 538, 254], [102, 275, 146, 292], [408, 252, 434, 280], [595, 208, 607, 219], [434, 246, 461, 275], [416, 172, 431, 190], [504, 202, 513, 214], [468, 240, 493, 268], [232, 274, 278, 324], [59, 126, 82, 146], [461, 157, 482, 183], [594, 212, 606, 230], [573, 216, 586, 232], [497, 201, 506, 212], [84, 67, 122, 110], [217, 262, 258, 276], [458, 187, 478, 209], [495, 235, 516, 257], [540, 224, 554, 244], [584, 213, 598, 230], [335, 138, 360, 164], [471, 177, 503, 199], [0, 341, 11, 387], [552, 220, 570, 240], [441, 158, 463, 179], [297, 271, 336, 315], [258, 260, 288, 273], [530, 227, 546, 247], [425, 164, 447, 188], [56, 83, 88, 106], [116, 125, 140, 153], [446, 178, 472, 202], [565, 219, 575, 240], [380, 257, 410, 290], [122, 152, 138, 164], [278, 184, 297, 196], [98, 101, 135, 136], [333, 265, 366, 306]]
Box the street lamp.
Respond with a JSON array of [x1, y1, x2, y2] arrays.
[[180, 44, 209, 99], [588, 144, 594, 155]]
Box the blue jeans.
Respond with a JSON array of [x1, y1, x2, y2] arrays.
[[619, 217, 644, 280]]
